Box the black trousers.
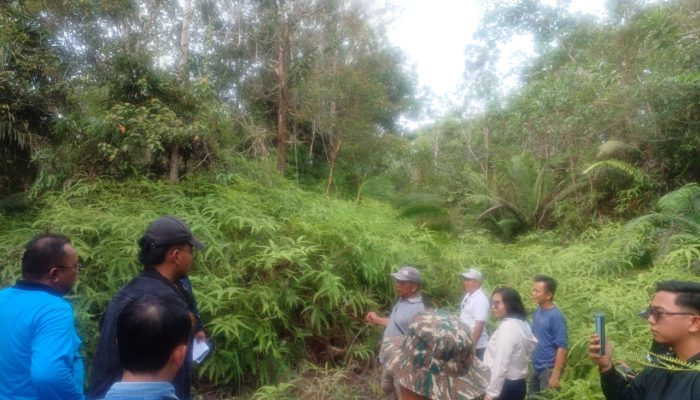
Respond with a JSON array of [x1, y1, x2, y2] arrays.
[[498, 378, 526, 400]]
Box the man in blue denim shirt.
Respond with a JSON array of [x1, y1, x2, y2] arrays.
[[102, 295, 192, 400], [530, 275, 568, 394]]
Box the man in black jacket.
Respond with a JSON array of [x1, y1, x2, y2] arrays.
[[589, 280, 700, 400], [87, 216, 205, 400]]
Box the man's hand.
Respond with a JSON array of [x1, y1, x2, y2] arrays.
[[365, 311, 389, 327], [365, 311, 379, 324], [588, 333, 613, 372], [548, 373, 560, 389]]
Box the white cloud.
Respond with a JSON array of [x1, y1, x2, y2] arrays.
[[387, 0, 608, 125]]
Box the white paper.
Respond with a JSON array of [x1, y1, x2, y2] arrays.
[[192, 340, 210, 364]]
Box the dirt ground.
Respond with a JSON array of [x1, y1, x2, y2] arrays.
[[193, 361, 383, 399]]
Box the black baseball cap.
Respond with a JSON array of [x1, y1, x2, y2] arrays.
[[144, 215, 205, 250]]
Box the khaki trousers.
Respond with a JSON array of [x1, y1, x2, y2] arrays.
[[380, 366, 402, 400]]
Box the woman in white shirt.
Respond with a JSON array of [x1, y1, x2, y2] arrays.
[[484, 287, 537, 400]]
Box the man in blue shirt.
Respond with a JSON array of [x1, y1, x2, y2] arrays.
[[366, 266, 425, 400], [0, 233, 85, 400], [102, 295, 192, 400], [530, 274, 568, 394]]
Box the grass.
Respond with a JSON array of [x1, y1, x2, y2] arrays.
[[1, 170, 698, 399]]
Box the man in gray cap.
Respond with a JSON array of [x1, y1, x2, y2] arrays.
[[459, 268, 489, 360], [88, 216, 205, 400], [366, 266, 425, 399]]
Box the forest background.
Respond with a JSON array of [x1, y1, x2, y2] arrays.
[[1, 0, 699, 398]]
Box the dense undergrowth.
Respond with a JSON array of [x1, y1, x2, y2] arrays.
[[1, 171, 699, 399]]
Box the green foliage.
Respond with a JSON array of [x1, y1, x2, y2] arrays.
[[626, 183, 700, 267], [406, 0, 699, 238], [2, 170, 700, 398], [0, 1, 68, 194], [3, 0, 700, 397], [0, 172, 445, 391], [96, 99, 204, 175], [583, 159, 658, 216], [396, 193, 453, 232], [461, 155, 562, 239], [250, 362, 376, 400]]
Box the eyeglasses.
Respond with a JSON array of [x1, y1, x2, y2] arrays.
[[173, 246, 194, 256], [639, 306, 698, 323], [56, 262, 82, 273]]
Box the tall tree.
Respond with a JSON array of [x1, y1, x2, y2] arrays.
[[273, 0, 291, 175], [170, 0, 194, 183]]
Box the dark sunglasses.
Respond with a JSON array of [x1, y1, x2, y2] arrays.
[[639, 306, 698, 323]]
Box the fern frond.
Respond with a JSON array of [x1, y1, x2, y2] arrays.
[[583, 159, 650, 187]]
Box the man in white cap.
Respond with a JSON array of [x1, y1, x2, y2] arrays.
[[366, 265, 425, 400], [459, 268, 489, 360]]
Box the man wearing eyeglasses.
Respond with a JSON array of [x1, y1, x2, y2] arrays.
[[88, 216, 205, 400], [589, 280, 700, 399], [0, 233, 85, 399]]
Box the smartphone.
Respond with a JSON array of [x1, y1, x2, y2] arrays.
[[595, 313, 606, 356]]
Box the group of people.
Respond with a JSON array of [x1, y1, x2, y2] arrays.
[[1, 217, 699, 400], [366, 266, 700, 400], [365, 267, 566, 400], [0, 215, 207, 400]]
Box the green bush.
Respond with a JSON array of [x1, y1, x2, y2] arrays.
[[2, 174, 699, 398]]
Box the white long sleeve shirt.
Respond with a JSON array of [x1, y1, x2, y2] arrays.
[[484, 318, 538, 398]]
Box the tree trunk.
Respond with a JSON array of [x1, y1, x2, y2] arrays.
[[324, 48, 340, 194], [433, 124, 440, 170], [177, 0, 193, 82], [170, 0, 193, 183], [121, 17, 132, 52], [308, 118, 316, 163], [137, 0, 161, 53], [169, 143, 180, 183], [275, 6, 290, 175], [325, 132, 341, 195], [483, 126, 490, 183]]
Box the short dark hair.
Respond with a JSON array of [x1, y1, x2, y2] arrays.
[[656, 280, 700, 314], [493, 287, 527, 320], [137, 236, 189, 267], [533, 275, 557, 296], [21, 233, 71, 279], [117, 295, 191, 373]]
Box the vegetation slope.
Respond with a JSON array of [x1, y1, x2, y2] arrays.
[[2, 167, 699, 399]]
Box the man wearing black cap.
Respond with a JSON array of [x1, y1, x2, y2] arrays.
[[87, 216, 205, 400]]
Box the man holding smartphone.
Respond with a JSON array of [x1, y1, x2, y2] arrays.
[[589, 280, 700, 399]]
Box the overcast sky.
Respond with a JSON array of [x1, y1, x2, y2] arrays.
[[386, 0, 608, 123]]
